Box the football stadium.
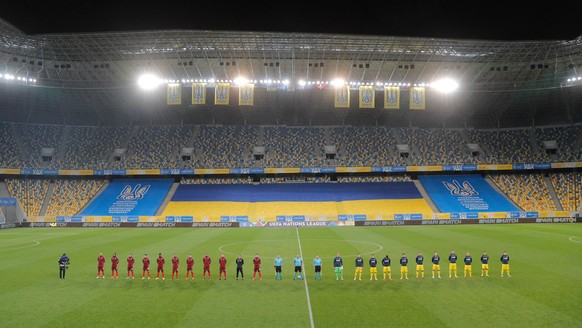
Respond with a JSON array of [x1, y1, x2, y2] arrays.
[[0, 13, 581, 328]]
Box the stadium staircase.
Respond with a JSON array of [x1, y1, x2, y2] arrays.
[[56, 126, 71, 163], [0, 180, 11, 198], [573, 127, 582, 155], [528, 127, 541, 155], [108, 126, 136, 164], [39, 181, 55, 216], [10, 123, 26, 162], [484, 176, 522, 210], [187, 126, 200, 148], [335, 200, 346, 217], [542, 175, 563, 211], [413, 180, 440, 213], [76, 180, 110, 215], [155, 181, 179, 216], [391, 128, 403, 144]]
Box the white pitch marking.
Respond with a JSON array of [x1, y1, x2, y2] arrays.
[[296, 228, 315, 328]]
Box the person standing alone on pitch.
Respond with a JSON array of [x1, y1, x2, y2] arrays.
[[202, 252, 212, 279], [58, 253, 70, 279], [111, 252, 119, 279], [97, 252, 106, 279], [219, 254, 227, 280], [235, 254, 244, 280]]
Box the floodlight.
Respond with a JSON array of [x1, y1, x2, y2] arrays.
[[431, 78, 459, 93], [331, 79, 345, 87], [137, 74, 161, 90]]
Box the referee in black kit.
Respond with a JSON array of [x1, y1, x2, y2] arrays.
[[58, 253, 70, 279]]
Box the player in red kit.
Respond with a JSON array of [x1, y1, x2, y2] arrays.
[[111, 252, 119, 279], [252, 253, 262, 281], [156, 253, 165, 280], [185, 254, 194, 280], [142, 253, 151, 280], [171, 254, 179, 280], [97, 252, 106, 279], [202, 252, 211, 279], [219, 254, 227, 280], [127, 253, 135, 279]]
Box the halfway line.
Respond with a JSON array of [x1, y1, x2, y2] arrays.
[[296, 227, 315, 328]]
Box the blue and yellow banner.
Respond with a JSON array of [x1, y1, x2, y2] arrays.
[[163, 182, 433, 221], [384, 86, 400, 109], [167, 83, 182, 105], [239, 84, 254, 106], [192, 83, 206, 105], [334, 85, 350, 108], [409, 87, 426, 110], [358, 86, 375, 108], [214, 83, 230, 105]]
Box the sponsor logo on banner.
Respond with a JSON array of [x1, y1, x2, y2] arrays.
[[394, 213, 423, 220], [536, 218, 574, 223], [357, 220, 405, 226], [82, 222, 122, 227], [136, 222, 176, 228], [338, 214, 366, 221], [0, 223, 17, 229], [220, 216, 249, 223], [421, 219, 463, 225], [266, 221, 329, 227], [276, 215, 306, 222], [191, 222, 238, 228], [478, 218, 520, 224]]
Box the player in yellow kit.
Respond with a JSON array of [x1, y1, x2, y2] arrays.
[[415, 252, 425, 279], [381, 255, 392, 280], [431, 251, 441, 279], [399, 253, 409, 280], [463, 251, 473, 278], [500, 250, 511, 277], [480, 251, 490, 277]]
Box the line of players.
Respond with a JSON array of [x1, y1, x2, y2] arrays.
[[349, 250, 511, 281], [95, 249, 511, 281]]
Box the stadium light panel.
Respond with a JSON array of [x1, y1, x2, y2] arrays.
[[137, 74, 161, 90], [431, 78, 459, 93], [331, 79, 345, 87]]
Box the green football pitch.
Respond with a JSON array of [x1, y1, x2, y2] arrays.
[[1, 224, 581, 328]]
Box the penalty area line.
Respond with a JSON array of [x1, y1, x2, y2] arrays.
[[296, 227, 315, 328]]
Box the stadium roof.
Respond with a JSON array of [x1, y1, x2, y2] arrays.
[[0, 17, 581, 128]]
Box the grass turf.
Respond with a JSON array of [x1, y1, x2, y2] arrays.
[[0, 223, 581, 328]]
